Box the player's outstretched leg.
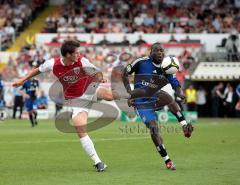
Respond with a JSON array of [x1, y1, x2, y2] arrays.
[[156, 90, 194, 138], [96, 87, 123, 101], [167, 101, 194, 138], [72, 111, 107, 172], [147, 121, 176, 170]]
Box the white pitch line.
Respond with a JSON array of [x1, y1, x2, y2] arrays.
[[0, 136, 149, 145]]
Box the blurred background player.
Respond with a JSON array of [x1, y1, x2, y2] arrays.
[[122, 43, 193, 170], [0, 74, 4, 94], [21, 78, 39, 127], [12, 86, 24, 119]]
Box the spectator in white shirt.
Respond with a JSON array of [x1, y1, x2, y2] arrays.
[[196, 86, 207, 117]]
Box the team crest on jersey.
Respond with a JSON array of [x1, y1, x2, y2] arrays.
[[126, 65, 132, 73], [73, 67, 80, 75]]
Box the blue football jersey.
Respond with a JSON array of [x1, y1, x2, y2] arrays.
[[22, 79, 39, 99], [125, 56, 180, 92]]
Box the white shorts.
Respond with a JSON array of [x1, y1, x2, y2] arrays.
[[65, 85, 99, 119]]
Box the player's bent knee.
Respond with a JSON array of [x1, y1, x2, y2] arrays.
[[105, 92, 114, 101], [156, 90, 173, 107], [76, 130, 88, 138], [74, 124, 87, 138], [72, 111, 88, 136]]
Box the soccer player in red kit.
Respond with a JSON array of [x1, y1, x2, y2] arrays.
[[13, 40, 113, 172]]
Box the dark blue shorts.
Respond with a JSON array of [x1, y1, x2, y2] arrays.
[[25, 98, 37, 112], [134, 97, 160, 125]]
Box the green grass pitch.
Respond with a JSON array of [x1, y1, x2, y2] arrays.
[[0, 118, 240, 185]]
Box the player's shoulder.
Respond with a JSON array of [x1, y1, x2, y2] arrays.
[[125, 56, 150, 73], [42, 57, 56, 65], [33, 79, 39, 84], [23, 80, 30, 87], [22, 81, 27, 86], [131, 56, 150, 66], [78, 55, 91, 66], [78, 55, 87, 62]]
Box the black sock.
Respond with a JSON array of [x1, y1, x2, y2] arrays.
[[156, 144, 171, 163], [157, 144, 167, 157], [172, 111, 185, 122], [29, 114, 34, 126], [33, 111, 37, 120]]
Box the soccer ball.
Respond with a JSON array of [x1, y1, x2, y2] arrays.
[[161, 56, 180, 74]]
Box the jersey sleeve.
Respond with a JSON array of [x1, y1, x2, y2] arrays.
[[81, 57, 99, 75], [125, 58, 141, 74], [165, 74, 181, 89], [39, 58, 54, 73], [122, 58, 143, 93]]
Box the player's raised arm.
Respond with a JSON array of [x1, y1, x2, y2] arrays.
[[12, 68, 41, 87], [13, 58, 54, 87]]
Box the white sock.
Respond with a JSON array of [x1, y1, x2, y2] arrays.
[[80, 135, 101, 165], [163, 155, 170, 161], [180, 120, 187, 126]]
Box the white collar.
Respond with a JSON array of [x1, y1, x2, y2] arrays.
[[152, 62, 161, 68], [60, 58, 75, 66], [60, 58, 65, 66]]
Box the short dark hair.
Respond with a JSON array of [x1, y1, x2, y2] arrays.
[[150, 42, 163, 51], [150, 42, 164, 55], [60, 40, 80, 57]]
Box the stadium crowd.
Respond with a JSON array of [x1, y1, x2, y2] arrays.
[[1, 38, 240, 118], [0, 0, 48, 50], [44, 0, 240, 34], [1, 36, 197, 82]]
